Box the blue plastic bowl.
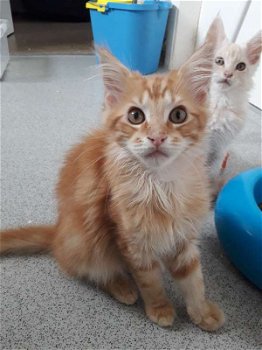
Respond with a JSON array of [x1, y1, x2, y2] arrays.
[[89, 1, 172, 74], [215, 168, 262, 289]]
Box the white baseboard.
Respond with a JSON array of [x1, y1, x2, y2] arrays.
[[0, 19, 10, 79], [1, 0, 14, 35]]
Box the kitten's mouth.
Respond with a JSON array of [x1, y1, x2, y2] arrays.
[[145, 150, 168, 159], [218, 79, 231, 86]]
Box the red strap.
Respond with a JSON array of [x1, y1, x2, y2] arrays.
[[221, 153, 229, 171]]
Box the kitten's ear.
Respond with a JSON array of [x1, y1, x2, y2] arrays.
[[178, 42, 214, 104], [205, 15, 227, 46], [98, 48, 130, 108], [246, 31, 262, 65], [177, 16, 225, 104]]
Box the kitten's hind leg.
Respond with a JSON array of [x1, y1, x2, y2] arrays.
[[102, 274, 138, 305], [53, 216, 138, 304]]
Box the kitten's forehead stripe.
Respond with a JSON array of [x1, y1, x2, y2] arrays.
[[152, 77, 163, 99], [164, 90, 172, 104], [143, 76, 175, 102], [139, 75, 185, 106], [142, 90, 150, 105], [138, 79, 149, 104]]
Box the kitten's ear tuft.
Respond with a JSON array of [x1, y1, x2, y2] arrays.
[[98, 48, 130, 108], [178, 42, 214, 104], [246, 31, 262, 65], [205, 15, 227, 46], [177, 16, 225, 104]]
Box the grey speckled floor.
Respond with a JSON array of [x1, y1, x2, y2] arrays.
[[1, 56, 262, 350]]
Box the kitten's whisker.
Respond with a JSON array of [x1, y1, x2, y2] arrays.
[[83, 73, 101, 82]]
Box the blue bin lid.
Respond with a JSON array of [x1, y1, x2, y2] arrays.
[[106, 1, 172, 11]]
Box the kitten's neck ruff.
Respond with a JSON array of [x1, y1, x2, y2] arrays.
[[153, 146, 205, 183], [107, 142, 205, 185], [209, 78, 251, 113], [106, 142, 207, 218]]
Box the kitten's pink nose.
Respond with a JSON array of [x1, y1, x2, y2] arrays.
[[224, 71, 233, 78], [147, 136, 167, 147]]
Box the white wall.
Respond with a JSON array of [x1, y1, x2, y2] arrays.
[[235, 0, 261, 109], [1, 0, 14, 36], [196, 0, 250, 46], [165, 1, 202, 70]]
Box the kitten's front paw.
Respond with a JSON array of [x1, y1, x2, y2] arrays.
[[146, 300, 175, 327], [188, 300, 225, 332]]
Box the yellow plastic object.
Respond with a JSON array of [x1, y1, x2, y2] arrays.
[[86, 0, 132, 13]]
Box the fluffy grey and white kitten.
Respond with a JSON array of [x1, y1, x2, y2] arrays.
[[206, 18, 262, 192]]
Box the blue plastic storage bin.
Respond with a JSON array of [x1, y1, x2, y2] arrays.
[[87, 1, 172, 74]]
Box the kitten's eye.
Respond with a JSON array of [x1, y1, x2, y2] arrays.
[[215, 57, 224, 66], [236, 62, 246, 71], [169, 106, 187, 124], [127, 108, 145, 125]]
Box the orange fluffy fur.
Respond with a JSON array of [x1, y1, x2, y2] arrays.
[[1, 19, 225, 331]]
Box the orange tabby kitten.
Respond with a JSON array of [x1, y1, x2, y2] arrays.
[[1, 20, 225, 331]]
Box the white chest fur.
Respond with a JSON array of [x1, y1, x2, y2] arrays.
[[207, 83, 248, 160], [122, 161, 205, 261]]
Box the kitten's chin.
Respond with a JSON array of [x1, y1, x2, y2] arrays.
[[131, 147, 186, 169], [217, 79, 232, 88], [139, 152, 172, 169], [145, 156, 169, 168], [216, 78, 237, 91]]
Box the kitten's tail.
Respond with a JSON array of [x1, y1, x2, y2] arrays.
[[0, 225, 56, 255]]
